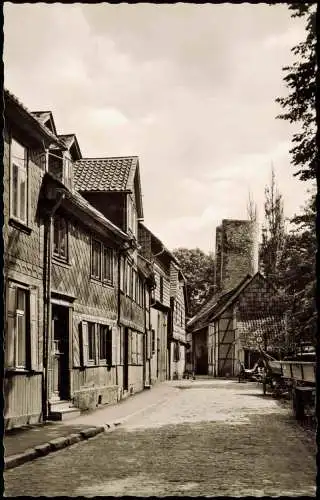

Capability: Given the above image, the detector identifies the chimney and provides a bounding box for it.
[214,219,259,293]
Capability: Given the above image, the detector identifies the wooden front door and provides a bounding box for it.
[123,327,129,391]
[52,304,70,400]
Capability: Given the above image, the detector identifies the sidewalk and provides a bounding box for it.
[4,382,177,471]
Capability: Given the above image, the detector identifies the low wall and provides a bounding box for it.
[72,385,118,411]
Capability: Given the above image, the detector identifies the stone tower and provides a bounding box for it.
[214,219,259,293]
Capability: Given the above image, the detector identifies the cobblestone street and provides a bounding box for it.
[4,379,316,497]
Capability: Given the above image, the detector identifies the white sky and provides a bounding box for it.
[4,3,312,253]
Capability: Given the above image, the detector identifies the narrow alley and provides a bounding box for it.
[4,379,316,497]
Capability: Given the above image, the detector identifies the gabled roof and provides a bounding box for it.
[58,134,82,160]
[187,274,255,332]
[74,156,139,192]
[31,111,57,135]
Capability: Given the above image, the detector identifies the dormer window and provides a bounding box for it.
[64,153,73,189]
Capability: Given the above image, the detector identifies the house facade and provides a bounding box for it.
[138,223,188,381]
[73,156,149,396]
[4,90,189,429]
[4,90,65,428]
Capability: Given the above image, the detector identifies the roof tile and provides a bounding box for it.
[74,156,138,192]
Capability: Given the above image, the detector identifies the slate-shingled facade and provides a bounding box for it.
[4,90,189,429]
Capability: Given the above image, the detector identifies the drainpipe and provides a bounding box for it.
[43,190,65,421]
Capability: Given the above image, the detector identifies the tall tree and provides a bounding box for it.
[172,248,215,318]
[260,166,286,286]
[276,3,316,181]
[279,193,316,350]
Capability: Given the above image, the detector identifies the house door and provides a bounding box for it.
[123,327,129,391]
[51,304,70,400]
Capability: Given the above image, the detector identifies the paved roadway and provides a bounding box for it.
[4,379,316,497]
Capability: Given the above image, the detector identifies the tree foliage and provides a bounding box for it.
[276,3,316,181]
[259,167,286,287]
[279,193,316,349]
[172,247,215,318]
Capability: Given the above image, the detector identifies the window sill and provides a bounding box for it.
[102,280,114,289]
[52,257,70,268]
[9,218,32,235]
[5,368,37,375]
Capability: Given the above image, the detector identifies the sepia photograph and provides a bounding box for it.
[3,2,316,497]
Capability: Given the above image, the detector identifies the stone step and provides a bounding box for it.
[48,407,81,421]
[49,399,72,410]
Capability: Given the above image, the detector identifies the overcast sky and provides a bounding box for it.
[4,3,311,253]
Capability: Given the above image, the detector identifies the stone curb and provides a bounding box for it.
[4,425,108,471]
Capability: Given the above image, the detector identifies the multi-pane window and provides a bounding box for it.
[15,288,27,367]
[11,138,28,223]
[82,322,114,366]
[6,285,29,369]
[88,322,96,363]
[103,247,113,284]
[53,215,68,260]
[91,239,102,280]
[91,239,114,284]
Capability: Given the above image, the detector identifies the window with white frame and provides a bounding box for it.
[53,215,68,261]
[102,247,113,284]
[10,138,28,224]
[6,284,30,369]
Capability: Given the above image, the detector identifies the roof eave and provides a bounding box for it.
[43,173,130,243]
[5,90,64,149]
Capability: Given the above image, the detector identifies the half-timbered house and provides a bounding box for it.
[187,272,286,377]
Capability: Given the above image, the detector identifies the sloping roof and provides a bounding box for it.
[73,156,139,192]
[187,274,254,332]
[58,134,75,149]
[5,90,64,148]
[43,172,130,243]
[31,111,57,134]
[238,316,286,348]
[58,134,82,160]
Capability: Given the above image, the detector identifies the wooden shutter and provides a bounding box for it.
[5,282,16,368]
[29,287,39,371]
[117,326,122,365]
[81,321,89,367]
[128,329,132,362]
[112,326,117,366]
[73,319,81,367]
